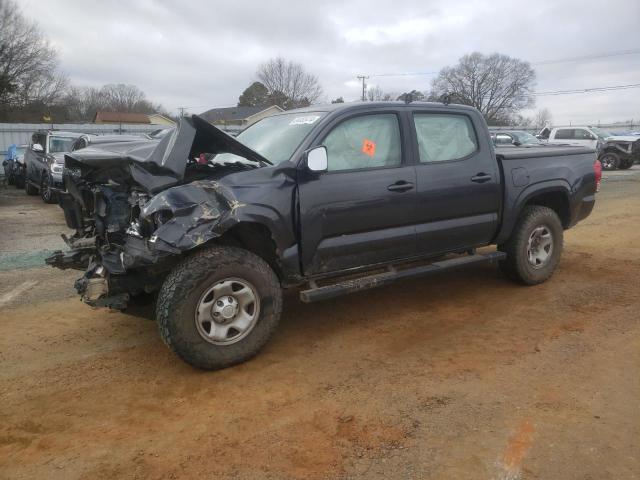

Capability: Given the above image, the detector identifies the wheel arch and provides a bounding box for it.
[496,181,572,244]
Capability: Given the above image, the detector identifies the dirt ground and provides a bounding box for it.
[1,169,639,480]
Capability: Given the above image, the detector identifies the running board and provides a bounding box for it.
[299,251,506,303]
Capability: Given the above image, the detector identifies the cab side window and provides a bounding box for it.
[323,114,401,171]
[554,129,575,140]
[413,114,477,162]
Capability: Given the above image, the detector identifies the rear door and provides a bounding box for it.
[410,110,501,255]
[298,111,417,275]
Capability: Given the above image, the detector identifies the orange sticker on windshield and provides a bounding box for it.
[362,138,376,157]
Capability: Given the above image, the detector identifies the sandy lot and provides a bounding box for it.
[1,170,639,479]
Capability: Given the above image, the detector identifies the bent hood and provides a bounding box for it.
[64,115,270,193]
[605,135,640,142]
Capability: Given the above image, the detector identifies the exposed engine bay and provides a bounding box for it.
[46,115,270,309]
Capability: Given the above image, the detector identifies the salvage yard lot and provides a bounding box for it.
[1,169,639,479]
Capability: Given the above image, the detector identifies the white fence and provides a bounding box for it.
[1,122,164,156]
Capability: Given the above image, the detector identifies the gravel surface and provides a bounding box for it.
[0,168,639,479]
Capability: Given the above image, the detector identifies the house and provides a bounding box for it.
[148,113,176,126]
[199,105,283,132]
[93,111,176,126]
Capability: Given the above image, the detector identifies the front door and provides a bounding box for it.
[298,112,417,275]
[410,111,501,256]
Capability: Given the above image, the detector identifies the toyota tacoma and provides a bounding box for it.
[47,102,600,370]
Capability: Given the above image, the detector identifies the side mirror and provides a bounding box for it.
[512,140,522,146]
[306,146,328,172]
[32,143,44,153]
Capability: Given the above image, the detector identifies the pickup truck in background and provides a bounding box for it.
[537,125,640,170]
[47,102,600,370]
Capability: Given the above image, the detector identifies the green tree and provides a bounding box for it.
[238,81,270,107]
[396,90,426,103]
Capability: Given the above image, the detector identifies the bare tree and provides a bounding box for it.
[533,108,552,129]
[366,85,395,101]
[0,0,67,106]
[62,84,166,121]
[429,52,536,123]
[257,57,322,109]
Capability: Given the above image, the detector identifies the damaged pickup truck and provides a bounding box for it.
[48,103,599,370]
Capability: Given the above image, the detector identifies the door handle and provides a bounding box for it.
[470,173,492,183]
[387,181,414,192]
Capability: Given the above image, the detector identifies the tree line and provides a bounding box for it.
[236,52,550,127]
[0,0,170,122]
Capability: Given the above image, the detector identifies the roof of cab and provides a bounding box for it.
[277,101,479,115]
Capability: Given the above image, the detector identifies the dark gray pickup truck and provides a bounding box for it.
[47,102,600,369]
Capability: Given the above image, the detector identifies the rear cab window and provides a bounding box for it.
[413,113,478,162]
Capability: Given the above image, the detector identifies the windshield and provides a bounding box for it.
[48,136,77,153]
[512,131,541,145]
[215,112,325,165]
[591,127,612,138]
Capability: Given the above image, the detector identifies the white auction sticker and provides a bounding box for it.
[289,115,320,125]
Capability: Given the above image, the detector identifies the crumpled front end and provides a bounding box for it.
[45,115,265,309]
[47,177,248,309]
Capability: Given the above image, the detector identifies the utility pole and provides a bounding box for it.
[357,75,369,101]
[178,107,186,118]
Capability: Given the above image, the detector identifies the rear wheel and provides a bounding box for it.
[40,171,56,203]
[617,159,633,170]
[156,245,282,370]
[498,206,563,285]
[599,153,619,171]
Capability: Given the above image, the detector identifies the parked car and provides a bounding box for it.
[490,130,543,147]
[2,144,28,187]
[47,102,599,370]
[538,126,639,170]
[24,130,81,203]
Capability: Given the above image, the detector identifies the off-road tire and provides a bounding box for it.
[617,159,633,170]
[498,206,563,285]
[599,152,619,171]
[25,178,38,195]
[41,171,56,203]
[156,245,282,370]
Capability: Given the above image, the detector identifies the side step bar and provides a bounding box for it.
[299,251,506,303]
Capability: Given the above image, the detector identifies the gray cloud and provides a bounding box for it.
[19,0,640,123]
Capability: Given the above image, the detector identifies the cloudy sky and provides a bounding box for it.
[19,0,640,124]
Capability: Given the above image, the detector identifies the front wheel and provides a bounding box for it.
[41,171,56,203]
[498,206,564,285]
[599,153,619,171]
[156,245,283,370]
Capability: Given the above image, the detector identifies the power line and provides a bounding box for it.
[530,83,640,97]
[367,48,640,78]
[533,48,640,65]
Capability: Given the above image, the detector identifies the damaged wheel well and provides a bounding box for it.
[213,223,283,281]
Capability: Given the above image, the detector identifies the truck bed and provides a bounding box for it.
[495,144,595,160]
